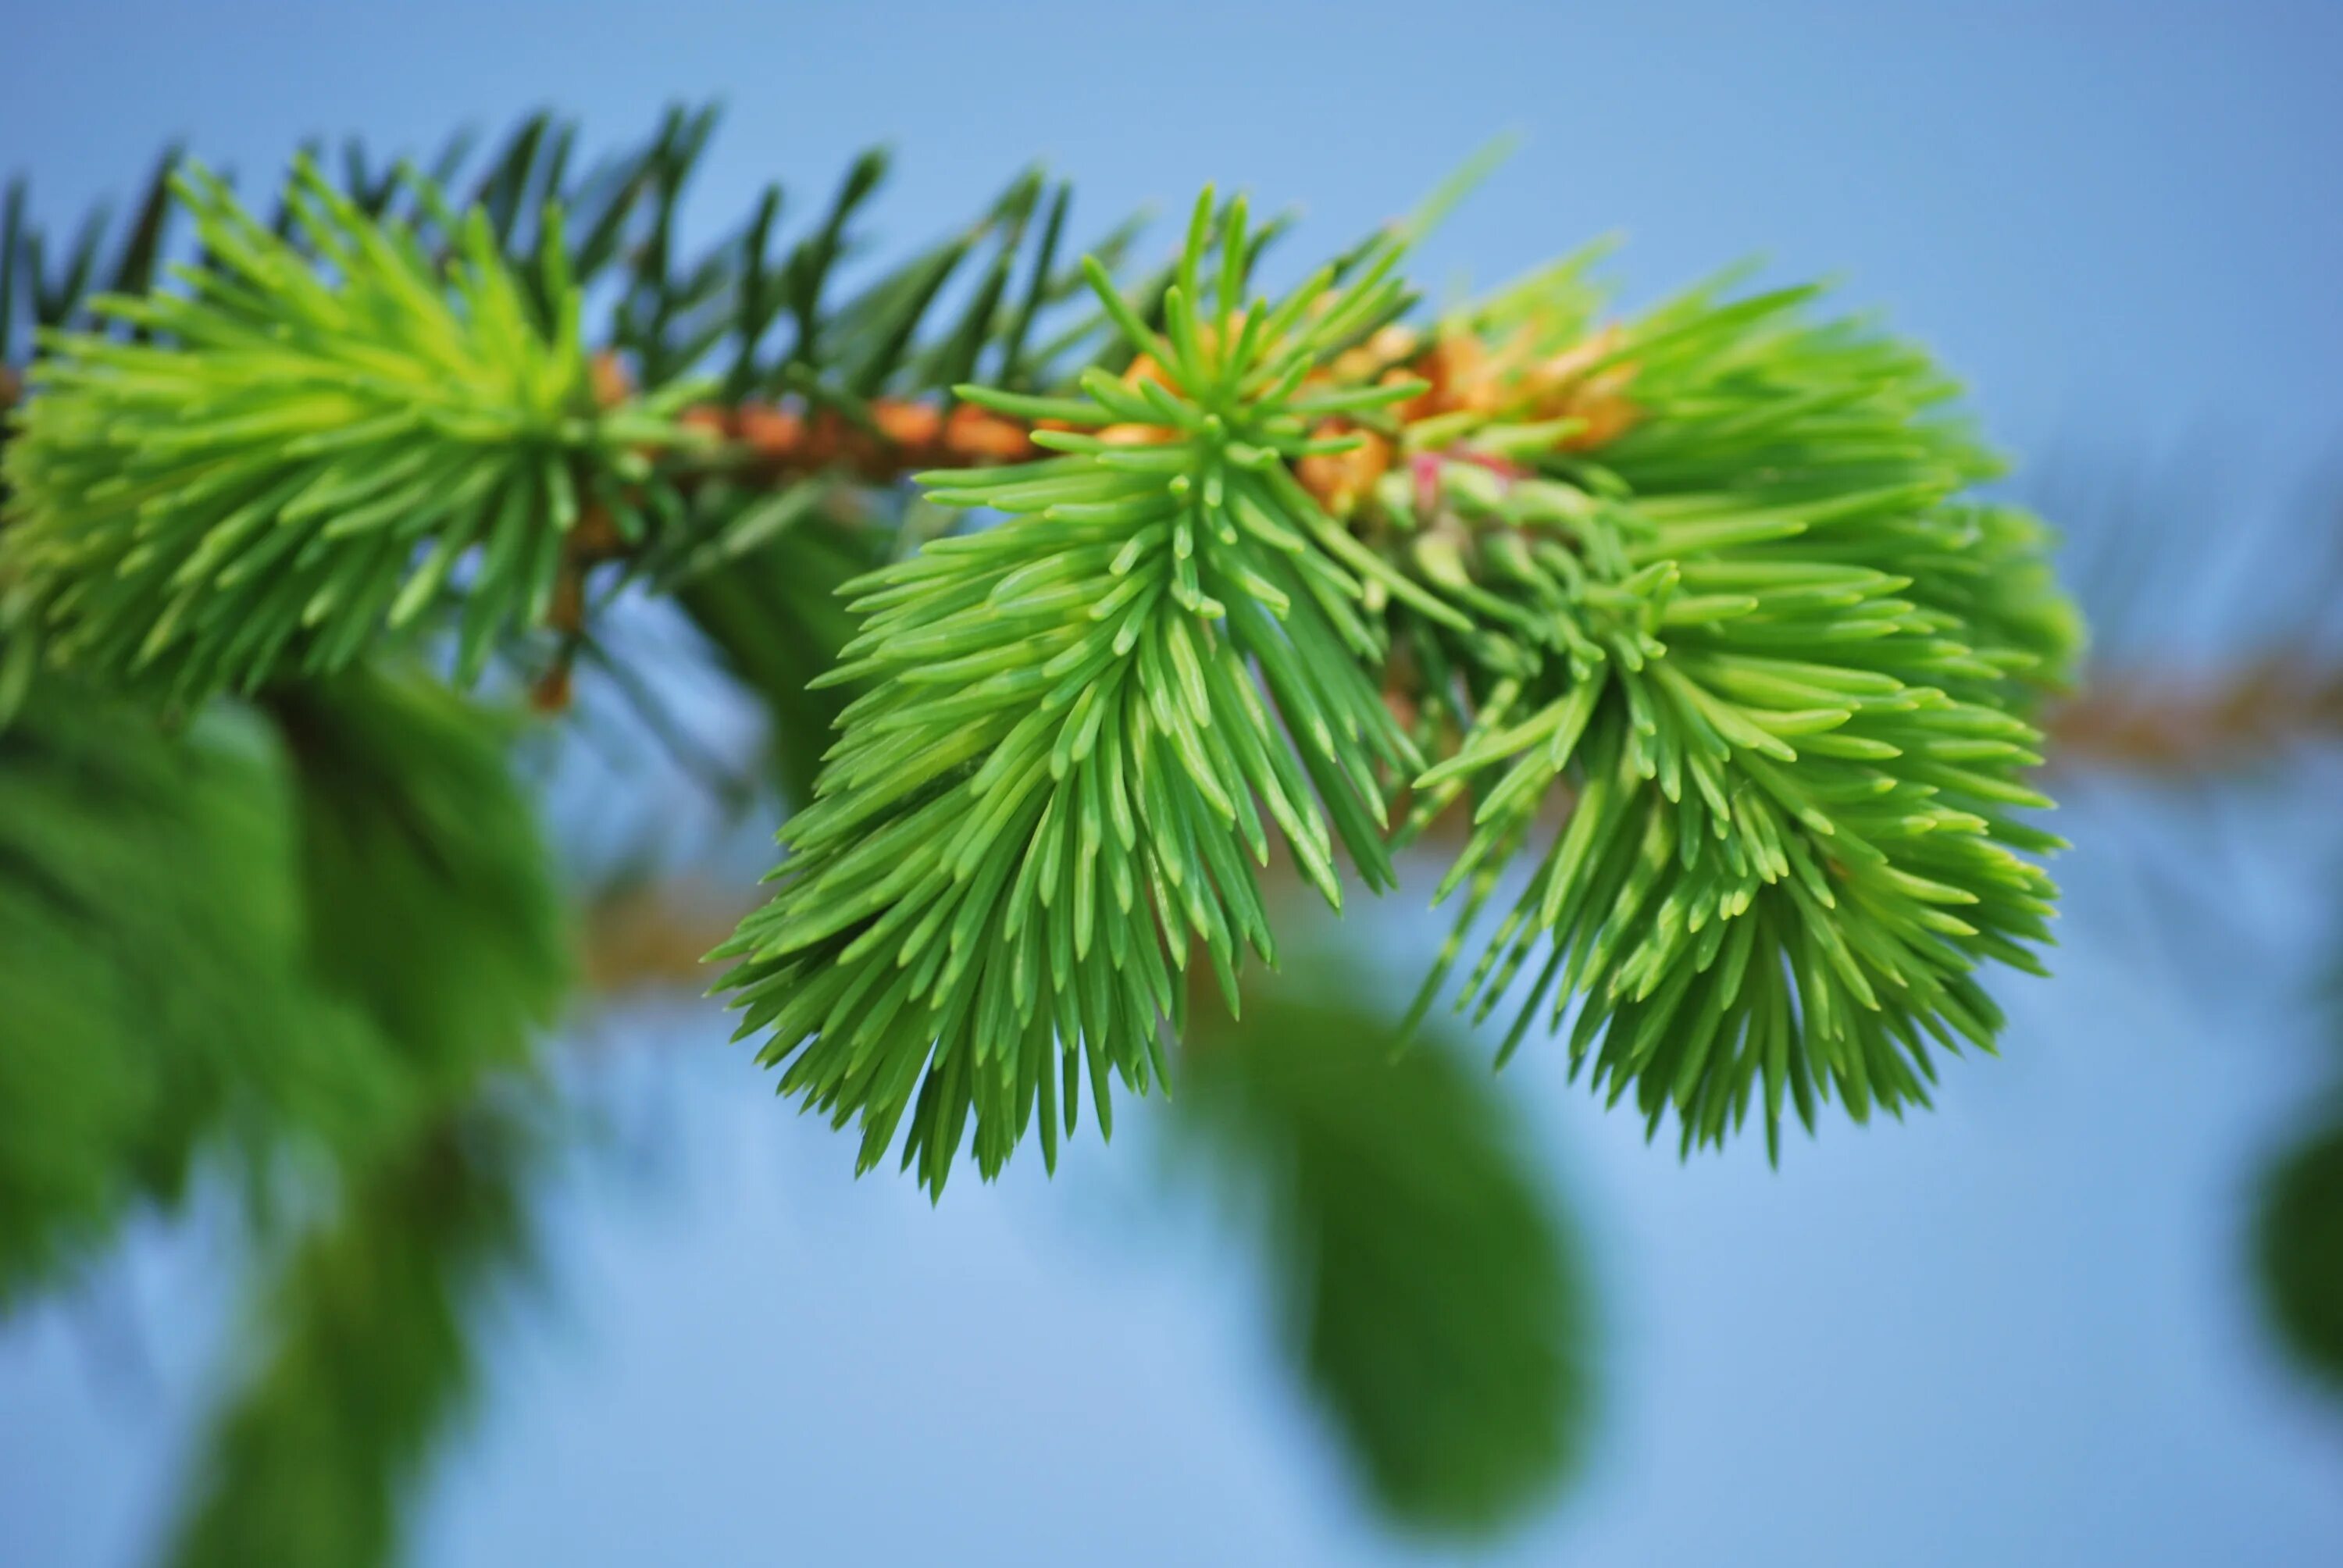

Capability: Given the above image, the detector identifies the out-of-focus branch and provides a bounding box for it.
[576,657,2343,998]
[578,880,745,996]
[2042,659,2343,777]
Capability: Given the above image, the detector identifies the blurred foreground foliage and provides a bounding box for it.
[0,657,563,1557]
[169,1104,539,1568]
[1179,953,1594,1533]
[2255,1115,2343,1392]
[271,667,570,1085]
[0,679,397,1307]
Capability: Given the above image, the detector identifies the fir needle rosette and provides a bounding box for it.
[0,157,700,706]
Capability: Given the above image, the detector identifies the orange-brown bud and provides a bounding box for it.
[589,351,634,410]
[1558,372,1640,450]
[1097,422,1179,447]
[1522,326,1642,448]
[1394,332,1496,422]
[942,403,1035,463]
[736,404,804,458]
[1329,323,1421,387]
[678,406,734,447]
[872,400,943,453]
[1296,422,1393,516]
[1121,351,1178,394]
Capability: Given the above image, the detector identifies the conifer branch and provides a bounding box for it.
[2044,659,2343,778]
[0,127,2083,1196]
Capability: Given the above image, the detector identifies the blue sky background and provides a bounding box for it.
[5,2,2343,1563]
